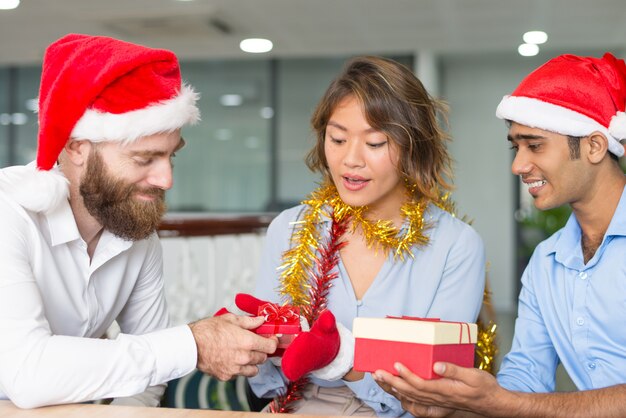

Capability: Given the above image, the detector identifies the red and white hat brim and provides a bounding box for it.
[71,84,200,143]
[496,95,625,157]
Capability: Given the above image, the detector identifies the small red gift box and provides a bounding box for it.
[254,303,301,353]
[353,316,477,379]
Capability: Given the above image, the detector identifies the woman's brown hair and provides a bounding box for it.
[306,56,453,201]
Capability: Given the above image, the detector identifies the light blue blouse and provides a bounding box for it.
[498,185,626,393]
[249,202,486,416]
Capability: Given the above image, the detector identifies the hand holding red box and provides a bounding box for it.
[254,302,301,351]
[232,293,301,354]
[231,294,347,380]
[353,316,477,379]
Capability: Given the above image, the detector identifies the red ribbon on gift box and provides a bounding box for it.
[386,316,472,344]
[259,303,300,334]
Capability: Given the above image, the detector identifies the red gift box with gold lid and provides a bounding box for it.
[353,316,477,379]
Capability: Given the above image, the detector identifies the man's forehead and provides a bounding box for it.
[508,122,533,133]
[507,122,554,140]
[118,133,184,153]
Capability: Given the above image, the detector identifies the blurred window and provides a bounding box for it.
[1,55,411,212]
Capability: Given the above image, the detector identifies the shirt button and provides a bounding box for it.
[576,317,585,326]
[578,271,588,280]
[356,300,363,307]
[588,362,596,370]
[369,389,377,396]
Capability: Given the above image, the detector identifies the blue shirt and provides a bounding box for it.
[249,202,486,416]
[498,185,626,392]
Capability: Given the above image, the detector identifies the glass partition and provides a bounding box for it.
[0,68,9,167]
[170,60,272,212]
[13,66,40,165]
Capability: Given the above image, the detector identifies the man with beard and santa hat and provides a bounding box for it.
[0,34,277,409]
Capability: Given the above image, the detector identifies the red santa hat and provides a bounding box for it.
[496,52,626,157]
[0,33,199,213]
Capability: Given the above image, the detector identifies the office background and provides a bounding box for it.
[1,0,625,326]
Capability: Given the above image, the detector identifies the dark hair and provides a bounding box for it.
[567,135,582,159]
[306,56,453,201]
[567,135,619,162]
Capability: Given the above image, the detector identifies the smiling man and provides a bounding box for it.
[0,34,276,409]
[375,53,626,417]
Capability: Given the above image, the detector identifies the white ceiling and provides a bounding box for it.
[1,0,626,66]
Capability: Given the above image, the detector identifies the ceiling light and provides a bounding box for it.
[523,31,548,45]
[0,0,19,10]
[0,112,27,125]
[260,107,274,119]
[240,38,273,54]
[518,43,539,57]
[220,94,243,107]
[11,113,27,125]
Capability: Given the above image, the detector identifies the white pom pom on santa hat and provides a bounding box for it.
[0,163,69,214]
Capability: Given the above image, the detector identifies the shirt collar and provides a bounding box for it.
[604,184,626,238]
[44,197,81,246]
[552,184,626,266]
[44,195,134,254]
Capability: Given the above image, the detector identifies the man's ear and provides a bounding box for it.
[63,139,92,166]
[585,132,610,164]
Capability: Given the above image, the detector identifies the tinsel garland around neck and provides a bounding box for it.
[278,182,438,307]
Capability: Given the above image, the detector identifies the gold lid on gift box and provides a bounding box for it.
[353,317,477,345]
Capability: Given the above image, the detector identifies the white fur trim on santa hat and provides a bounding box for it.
[71,84,200,143]
[609,112,626,141]
[311,322,354,381]
[0,163,69,214]
[496,95,625,157]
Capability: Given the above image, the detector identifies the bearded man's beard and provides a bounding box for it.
[80,150,167,241]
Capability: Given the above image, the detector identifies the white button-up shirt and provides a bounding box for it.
[0,184,196,408]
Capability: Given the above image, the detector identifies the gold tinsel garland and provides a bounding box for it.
[475,277,498,374]
[277,182,432,307]
[277,184,346,307]
[277,182,498,375]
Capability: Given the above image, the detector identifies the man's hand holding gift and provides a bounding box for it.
[225,293,356,382]
[249,297,302,355]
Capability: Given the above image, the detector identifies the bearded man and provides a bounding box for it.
[0,34,276,409]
